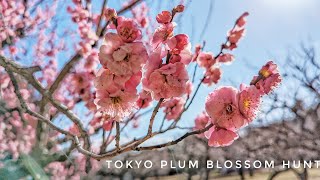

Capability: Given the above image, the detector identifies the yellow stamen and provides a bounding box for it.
[260,69,270,78]
[243,99,251,109]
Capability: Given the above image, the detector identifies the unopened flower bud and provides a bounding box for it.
[174,5,184,13]
[104,8,117,21]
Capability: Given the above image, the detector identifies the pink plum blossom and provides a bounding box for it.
[156,11,172,24]
[99,33,148,76]
[95,88,137,120]
[144,62,189,100]
[259,60,279,78]
[238,84,262,121]
[216,53,234,64]
[94,68,140,120]
[251,61,282,94]
[205,86,246,130]
[167,34,192,64]
[197,52,216,69]
[203,67,222,85]
[116,17,142,43]
[151,23,175,49]
[205,126,239,147]
[136,90,153,108]
[161,97,185,120]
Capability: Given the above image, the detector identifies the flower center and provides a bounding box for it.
[260,69,270,78]
[123,53,130,62]
[120,27,133,39]
[243,99,251,109]
[111,97,121,104]
[226,104,234,114]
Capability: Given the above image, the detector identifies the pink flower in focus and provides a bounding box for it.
[99,33,123,58]
[111,42,147,76]
[259,61,279,78]
[197,52,216,69]
[94,68,127,92]
[166,34,192,65]
[228,29,245,45]
[156,11,172,24]
[238,84,262,121]
[144,62,189,100]
[94,68,140,120]
[203,67,222,85]
[216,53,234,64]
[251,61,282,94]
[161,97,185,120]
[95,89,137,120]
[205,87,246,131]
[167,34,189,51]
[151,23,175,49]
[205,126,238,147]
[99,35,148,76]
[136,90,153,108]
[262,73,281,93]
[116,17,141,43]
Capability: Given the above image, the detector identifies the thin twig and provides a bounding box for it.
[135,124,214,151]
[148,98,164,135]
[115,122,120,150]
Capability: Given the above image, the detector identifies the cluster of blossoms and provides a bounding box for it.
[95,5,193,122]
[195,61,281,147]
[195,12,249,86]
[94,9,148,121]
[66,0,101,117]
[223,12,249,51]
[161,97,185,120]
[0,71,36,161]
[142,5,191,101]
[0,0,57,54]
[197,52,222,85]
[67,0,98,56]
